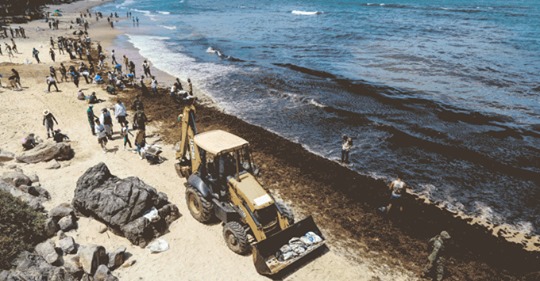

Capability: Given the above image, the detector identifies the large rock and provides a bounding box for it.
[44,217,60,237]
[1,171,32,187]
[77,245,108,275]
[34,240,60,265]
[63,255,83,275]
[0,149,15,162]
[16,142,73,164]
[72,163,180,247]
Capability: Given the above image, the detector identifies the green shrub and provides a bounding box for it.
[0,189,46,269]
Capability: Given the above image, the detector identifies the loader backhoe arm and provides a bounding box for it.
[176,104,201,173]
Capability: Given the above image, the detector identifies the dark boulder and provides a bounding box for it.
[72,163,180,247]
[16,142,73,164]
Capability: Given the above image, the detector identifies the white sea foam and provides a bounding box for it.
[126,34,237,97]
[291,10,322,16]
[131,8,151,15]
[206,47,217,53]
[119,0,135,7]
[157,11,170,15]
[160,25,177,30]
[308,99,326,108]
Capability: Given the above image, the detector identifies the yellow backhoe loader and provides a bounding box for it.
[174,101,325,275]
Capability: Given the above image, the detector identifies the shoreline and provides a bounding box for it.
[0,0,538,279]
[93,0,540,254]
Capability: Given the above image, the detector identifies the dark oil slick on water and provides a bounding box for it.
[96,0,540,235]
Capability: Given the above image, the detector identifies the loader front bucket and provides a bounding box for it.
[252,216,325,276]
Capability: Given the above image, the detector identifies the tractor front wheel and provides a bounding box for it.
[223,221,249,255]
[185,185,213,223]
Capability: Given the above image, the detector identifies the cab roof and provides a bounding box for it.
[194,130,249,155]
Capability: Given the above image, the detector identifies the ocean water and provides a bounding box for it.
[95,0,540,235]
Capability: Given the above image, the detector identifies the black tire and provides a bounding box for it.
[185,185,213,223]
[223,221,249,255]
[275,201,295,225]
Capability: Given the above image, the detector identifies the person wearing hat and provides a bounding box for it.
[423,231,451,281]
[87,104,97,135]
[42,110,58,138]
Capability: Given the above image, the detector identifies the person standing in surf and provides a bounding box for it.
[341,135,352,164]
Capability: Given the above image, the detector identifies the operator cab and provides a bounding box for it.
[194,130,259,195]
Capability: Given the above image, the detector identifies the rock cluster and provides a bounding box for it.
[72,163,180,247]
[0,231,128,281]
[0,168,50,211]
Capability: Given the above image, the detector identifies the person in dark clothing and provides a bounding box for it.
[131,95,144,111]
[87,104,97,135]
[42,110,58,138]
[71,70,80,88]
[32,48,40,63]
[423,231,451,281]
[133,109,148,131]
[49,48,55,62]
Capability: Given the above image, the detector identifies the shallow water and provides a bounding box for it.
[95,0,540,235]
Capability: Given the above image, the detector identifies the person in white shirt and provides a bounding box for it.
[95,119,108,153]
[381,176,410,214]
[114,99,127,127]
[46,75,59,92]
[150,76,158,95]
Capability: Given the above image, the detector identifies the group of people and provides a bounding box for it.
[1,26,26,39]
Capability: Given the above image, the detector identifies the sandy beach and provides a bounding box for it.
[1,1,539,280]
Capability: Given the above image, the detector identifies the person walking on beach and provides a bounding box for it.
[150,76,158,95]
[50,37,55,49]
[95,118,108,153]
[49,48,56,62]
[176,78,183,90]
[100,108,114,140]
[139,75,149,96]
[142,60,151,77]
[10,68,22,90]
[10,39,18,54]
[32,48,40,63]
[59,63,68,82]
[129,60,136,76]
[423,231,451,281]
[71,70,80,88]
[111,49,117,65]
[5,43,14,58]
[121,123,134,150]
[87,104,97,135]
[341,135,353,164]
[380,175,410,215]
[42,110,58,138]
[123,55,129,70]
[46,75,59,92]
[114,99,128,127]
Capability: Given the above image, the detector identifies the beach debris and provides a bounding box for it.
[107,246,127,270]
[16,142,73,164]
[77,244,108,275]
[0,149,15,162]
[35,240,60,265]
[72,163,180,247]
[146,238,169,253]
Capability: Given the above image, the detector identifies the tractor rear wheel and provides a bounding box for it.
[223,221,249,255]
[185,185,213,223]
[276,201,295,225]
